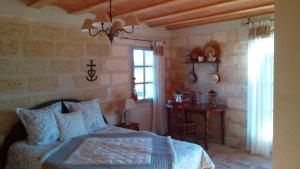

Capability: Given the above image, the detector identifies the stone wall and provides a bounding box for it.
[0,16,155,141]
[166,28,248,149]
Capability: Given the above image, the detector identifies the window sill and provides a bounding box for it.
[136,98,153,104]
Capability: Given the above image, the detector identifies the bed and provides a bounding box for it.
[0,99,215,169]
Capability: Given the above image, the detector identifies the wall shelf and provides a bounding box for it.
[184,61,220,72]
[184,61,219,64]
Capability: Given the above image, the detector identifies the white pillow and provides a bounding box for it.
[16,102,61,145]
[63,99,106,133]
[55,110,88,140]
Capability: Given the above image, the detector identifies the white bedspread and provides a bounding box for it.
[64,137,152,165]
[5,126,215,169]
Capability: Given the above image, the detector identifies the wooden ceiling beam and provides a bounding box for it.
[29,0,57,8]
[143,0,239,23]
[148,2,274,27]
[70,0,123,15]
[166,9,273,30]
[154,4,274,28]
[114,0,182,17]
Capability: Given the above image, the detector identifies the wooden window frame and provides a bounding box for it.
[131,46,154,101]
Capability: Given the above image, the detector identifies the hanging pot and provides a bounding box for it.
[211,72,221,84]
[188,63,197,83]
[210,63,221,84]
[188,72,197,83]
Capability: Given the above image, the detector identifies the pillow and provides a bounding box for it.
[16,102,61,145]
[55,110,88,140]
[63,99,106,133]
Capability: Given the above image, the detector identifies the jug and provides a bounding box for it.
[175,94,183,102]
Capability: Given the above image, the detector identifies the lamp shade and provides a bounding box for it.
[112,21,124,31]
[124,15,140,27]
[93,13,110,28]
[125,99,136,110]
[80,19,93,32]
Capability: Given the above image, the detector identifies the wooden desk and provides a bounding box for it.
[166,102,226,150]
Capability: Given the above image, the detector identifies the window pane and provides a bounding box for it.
[134,67,144,83]
[135,84,144,100]
[145,51,154,66]
[145,83,154,99]
[145,67,153,82]
[134,50,144,66]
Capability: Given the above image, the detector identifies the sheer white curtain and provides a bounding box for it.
[247,21,274,157]
[151,41,167,134]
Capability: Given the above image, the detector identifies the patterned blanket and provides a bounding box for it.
[42,132,176,169]
[5,126,215,169]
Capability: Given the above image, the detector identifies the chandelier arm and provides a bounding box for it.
[88,28,103,36]
[120,26,135,34]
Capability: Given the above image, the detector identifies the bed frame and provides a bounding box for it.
[0,99,108,169]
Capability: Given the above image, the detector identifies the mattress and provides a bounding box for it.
[5,126,214,169]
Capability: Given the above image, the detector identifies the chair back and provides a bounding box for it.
[170,103,186,125]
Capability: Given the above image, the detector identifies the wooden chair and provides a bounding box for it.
[170,103,199,143]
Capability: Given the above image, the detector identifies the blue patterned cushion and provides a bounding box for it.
[55,110,88,140]
[16,103,61,145]
[64,99,106,133]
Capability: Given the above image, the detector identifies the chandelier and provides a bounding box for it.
[80,0,140,43]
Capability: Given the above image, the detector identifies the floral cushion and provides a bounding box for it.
[16,103,61,145]
[55,110,88,140]
[64,99,106,133]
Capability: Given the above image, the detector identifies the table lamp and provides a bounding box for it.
[124,98,136,124]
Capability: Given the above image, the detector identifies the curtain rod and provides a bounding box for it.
[122,37,153,42]
[121,37,166,44]
[241,18,274,27]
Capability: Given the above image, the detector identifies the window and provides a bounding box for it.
[132,48,154,100]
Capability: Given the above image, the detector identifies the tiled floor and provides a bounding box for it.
[207,144,272,169]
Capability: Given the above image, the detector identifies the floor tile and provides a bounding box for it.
[207,144,272,169]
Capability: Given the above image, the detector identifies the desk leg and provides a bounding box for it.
[221,111,225,145]
[204,112,208,150]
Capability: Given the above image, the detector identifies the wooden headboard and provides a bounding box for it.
[0,99,108,169]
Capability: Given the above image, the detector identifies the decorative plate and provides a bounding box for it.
[204,46,215,57]
[204,42,221,62]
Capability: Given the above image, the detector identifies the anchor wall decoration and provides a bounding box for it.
[86,59,97,81]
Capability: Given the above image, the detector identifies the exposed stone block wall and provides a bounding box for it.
[0,16,154,140]
[166,29,248,149]
[0,13,248,149]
